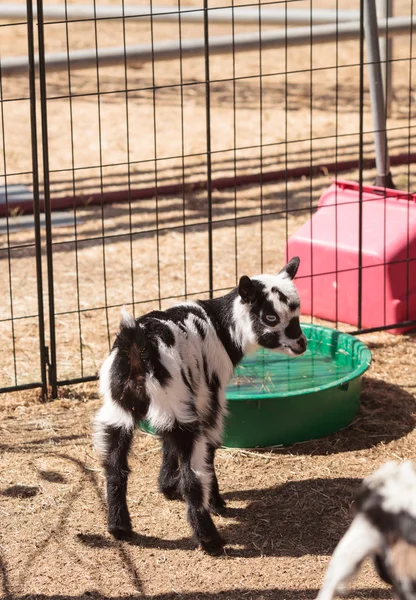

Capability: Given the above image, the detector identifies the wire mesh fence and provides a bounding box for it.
[0,0,415,398]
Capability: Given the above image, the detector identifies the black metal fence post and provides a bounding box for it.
[26,0,48,399]
[203,0,214,299]
[35,0,58,398]
[358,0,365,331]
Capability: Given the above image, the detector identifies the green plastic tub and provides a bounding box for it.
[223,323,372,447]
[140,324,372,448]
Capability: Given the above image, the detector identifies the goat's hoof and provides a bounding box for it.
[160,485,183,501]
[109,523,132,541]
[209,496,227,516]
[200,535,226,556]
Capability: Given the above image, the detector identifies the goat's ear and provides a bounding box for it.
[279,256,300,280]
[238,275,257,304]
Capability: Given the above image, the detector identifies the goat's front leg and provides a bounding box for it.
[94,410,134,540]
[166,428,225,555]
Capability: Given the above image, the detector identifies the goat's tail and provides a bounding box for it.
[94,308,147,458]
[99,307,149,414]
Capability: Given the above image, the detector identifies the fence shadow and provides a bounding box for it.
[46,72,404,117]
[0,590,394,600]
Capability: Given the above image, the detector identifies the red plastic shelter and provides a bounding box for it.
[287,180,416,334]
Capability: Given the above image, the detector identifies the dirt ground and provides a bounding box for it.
[1,5,416,597]
[1,328,416,600]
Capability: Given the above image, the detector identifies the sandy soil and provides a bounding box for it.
[1,328,416,600]
[0,8,416,598]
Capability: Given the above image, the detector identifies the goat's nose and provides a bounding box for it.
[298,336,307,351]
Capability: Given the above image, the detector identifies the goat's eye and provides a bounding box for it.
[266,315,277,323]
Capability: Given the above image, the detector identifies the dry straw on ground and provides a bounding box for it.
[1,330,416,600]
[1,2,416,598]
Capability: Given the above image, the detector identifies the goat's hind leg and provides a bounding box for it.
[167,428,225,555]
[207,444,226,515]
[158,437,182,500]
[94,404,134,540]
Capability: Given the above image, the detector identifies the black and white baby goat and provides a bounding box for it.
[317,461,416,600]
[94,257,307,554]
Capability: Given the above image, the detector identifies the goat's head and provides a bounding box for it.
[236,256,307,357]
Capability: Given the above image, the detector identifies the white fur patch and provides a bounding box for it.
[93,400,134,455]
[206,390,227,447]
[191,436,211,510]
[316,514,383,600]
[99,350,116,400]
[230,296,257,354]
[121,306,136,329]
[94,349,135,455]
[145,341,197,431]
[365,460,416,519]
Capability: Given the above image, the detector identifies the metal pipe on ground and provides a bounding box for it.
[0,4,361,24]
[1,16,415,75]
[2,151,416,218]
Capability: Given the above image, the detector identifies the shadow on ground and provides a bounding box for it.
[0,591,394,600]
[75,475,358,558]
[1,485,39,499]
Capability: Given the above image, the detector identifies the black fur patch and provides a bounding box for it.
[284,317,303,340]
[289,300,300,312]
[135,317,175,387]
[178,322,188,336]
[257,331,281,349]
[158,436,181,500]
[146,305,207,326]
[373,554,393,585]
[249,279,266,295]
[202,354,210,386]
[110,326,150,415]
[201,355,220,429]
[354,480,374,513]
[102,425,134,538]
[181,367,194,395]
[248,288,281,342]
[367,506,416,546]
[250,296,275,319]
[206,371,221,430]
[140,316,175,348]
[163,426,223,553]
[396,511,416,545]
[278,290,289,304]
[356,483,416,546]
[193,318,207,340]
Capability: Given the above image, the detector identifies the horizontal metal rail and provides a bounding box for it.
[0,4,361,24]
[1,16,415,75]
[2,150,416,217]
[0,381,44,394]
[350,320,416,335]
